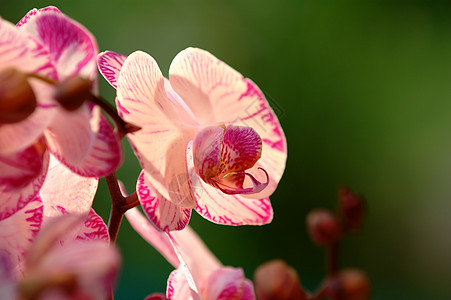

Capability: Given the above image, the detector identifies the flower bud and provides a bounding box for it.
[54,76,93,111]
[338,187,365,232]
[0,67,37,124]
[306,209,342,246]
[254,259,308,300]
[327,269,371,300]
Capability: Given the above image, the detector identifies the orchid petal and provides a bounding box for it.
[75,209,109,242]
[51,107,122,177]
[137,171,192,232]
[125,207,179,267]
[117,51,196,208]
[44,105,95,170]
[97,51,127,89]
[167,268,197,300]
[0,142,49,221]
[169,48,286,198]
[19,10,98,81]
[0,18,56,155]
[241,280,256,300]
[16,6,62,28]
[40,155,97,220]
[145,293,168,300]
[187,142,273,225]
[0,199,43,271]
[202,267,246,300]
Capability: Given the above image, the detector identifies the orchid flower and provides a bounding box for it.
[98,48,286,231]
[126,207,255,300]
[0,155,118,299]
[0,6,122,223]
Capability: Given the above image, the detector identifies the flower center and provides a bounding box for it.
[192,124,269,195]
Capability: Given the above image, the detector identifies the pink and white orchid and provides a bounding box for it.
[0,155,118,299]
[98,48,286,231]
[0,7,122,222]
[126,207,255,300]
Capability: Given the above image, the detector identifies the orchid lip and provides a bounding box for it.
[211,167,269,195]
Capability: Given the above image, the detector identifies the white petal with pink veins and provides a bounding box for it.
[0,142,49,222]
[118,51,197,208]
[167,268,198,300]
[137,171,192,232]
[40,155,97,221]
[0,199,43,271]
[19,10,98,81]
[187,141,273,226]
[202,267,246,300]
[97,51,127,89]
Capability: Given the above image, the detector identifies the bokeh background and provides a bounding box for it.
[4,1,451,299]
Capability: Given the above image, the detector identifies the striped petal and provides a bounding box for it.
[169,48,286,199]
[97,51,127,88]
[117,51,196,208]
[167,268,195,300]
[137,170,191,232]
[0,199,43,271]
[0,141,49,222]
[19,9,98,81]
[187,142,273,226]
[202,267,246,300]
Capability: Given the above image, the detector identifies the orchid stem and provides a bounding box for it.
[105,173,140,243]
[88,94,140,139]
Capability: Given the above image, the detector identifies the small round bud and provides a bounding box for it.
[254,259,308,300]
[0,67,37,124]
[306,209,341,246]
[328,269,371,300]
[338,187,365,232]
[54,76,93,111]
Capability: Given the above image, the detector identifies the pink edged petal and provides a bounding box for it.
[202,267,246,300]
[137,171,192,232]
[40,155,98,220]
[75,208,109,242]
[169,48,286,198]
[0,142,49,221]
[54,107,122,177]
[97,51,127,88]
[19,10,98,81]
[45,104,94,168]
[117,50,196,209]
[16,6,62,28]
[241,280,256,300]
[125,207,179,267]
[0,199,43,271]
[167,268,197,300]
[187,142,273,226]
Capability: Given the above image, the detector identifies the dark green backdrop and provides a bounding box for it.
[4,1,451,299]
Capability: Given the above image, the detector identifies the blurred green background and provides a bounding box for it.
[4,1,451,299]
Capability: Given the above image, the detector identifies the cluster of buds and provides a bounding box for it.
[253,187,370,300]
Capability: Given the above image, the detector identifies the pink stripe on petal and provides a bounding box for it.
[167,268,195,300]
[40,155,98,221]
[16,6,62,28]
[0,199,43,270]
[21,11,98,80]
[0,143,49,222]
[97,51,127,89]
[137,171,191,232]
[76,209,109,242]
[52,109,122,177]
[241,280,256,300]
[202,267,246,300]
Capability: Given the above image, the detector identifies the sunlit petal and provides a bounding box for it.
[97,50,127,89]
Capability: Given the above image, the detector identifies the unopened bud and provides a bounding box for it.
[306,209,341,246]
[327,269,371,300]
[54,76,93,111]
[338,187,365,232]
[254,259,308,300]
[0,67,37,124]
